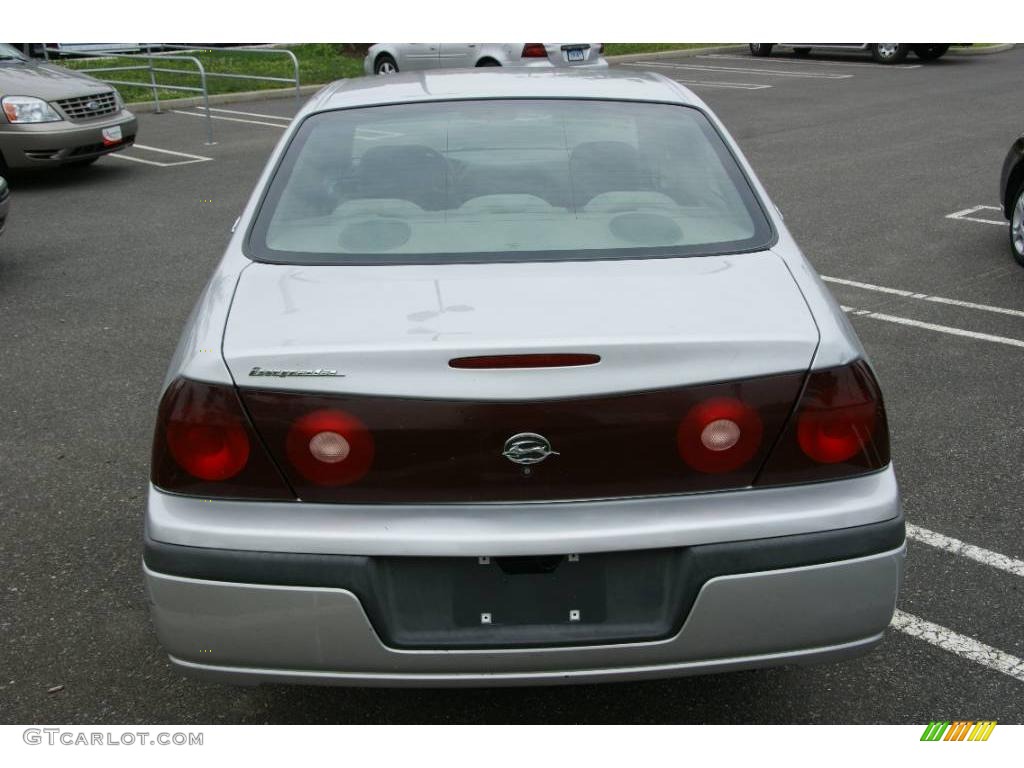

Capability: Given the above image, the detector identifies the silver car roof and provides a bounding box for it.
[306,68,703,115]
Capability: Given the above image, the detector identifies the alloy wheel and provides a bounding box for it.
[1012,191,1024,259]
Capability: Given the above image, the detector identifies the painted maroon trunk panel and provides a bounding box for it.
[239,373,807,503]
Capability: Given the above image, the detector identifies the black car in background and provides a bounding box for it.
[1001,135,1024,266]
[748,43,962,64]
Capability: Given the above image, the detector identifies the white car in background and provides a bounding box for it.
[364,43,607,74]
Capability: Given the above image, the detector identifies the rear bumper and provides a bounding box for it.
[0,110,137,168]
[146,466,901,556]
[144,515,905,686]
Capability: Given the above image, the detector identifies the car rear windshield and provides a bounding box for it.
[248,99,774,265]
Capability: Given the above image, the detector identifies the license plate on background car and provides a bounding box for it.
[567,48,585,62]
[102,125,122,146]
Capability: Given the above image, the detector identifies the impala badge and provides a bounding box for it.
[502,433,559,465]
[249,366,344,378]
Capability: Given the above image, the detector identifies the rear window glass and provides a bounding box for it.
[248,99,773,264]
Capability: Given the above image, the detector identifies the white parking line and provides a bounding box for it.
[663,79,773,91]
[107,143,213,167]
[841,305,1024,349]
[172,109,287,129]
[907,524,1024,578]
[698,53,923,70]
[208,107,293,122]
[946,205,1007,226]
[892,611,1024,684]
[621,61,852,79]
[824,276,1024,319]
[895,525,1024,682]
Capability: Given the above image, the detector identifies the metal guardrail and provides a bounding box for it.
[42,45,302,146]
[161,45,302,108]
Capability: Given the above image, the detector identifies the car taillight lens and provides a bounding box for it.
[151,378,294,499]
[521,43,548,58]
[677,397,763,474]
[167,416,249,481]
[286,409,375,486]
[756,360,890,486]
[157,363,887,504]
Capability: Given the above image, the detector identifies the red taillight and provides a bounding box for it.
[757,361,890,486]
[677,397,764,474]
[167,419,249,481]
[521,43,548,58]
[797,397,877,464]
[285,409,375,486]
[151,378,294,499]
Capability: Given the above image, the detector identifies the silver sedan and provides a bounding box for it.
[364,43,607,74]
[145,69,903,687]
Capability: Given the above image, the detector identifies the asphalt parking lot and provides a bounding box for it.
[1,46,1022,724]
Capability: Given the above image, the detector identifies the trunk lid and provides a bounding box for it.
[221,253,820,502]
[223,252,818,400]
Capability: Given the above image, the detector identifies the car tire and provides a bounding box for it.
[374,54,398,75]
[869,44,910,64]
[1010,182,1024,267]
[793,47,812,57]
[475,58,501,67]
[913,44,950,61]
[749,44,773,57]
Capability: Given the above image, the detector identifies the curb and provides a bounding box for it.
[947,43,1015,56]
[605,45,746,63]
[127,84,325,113]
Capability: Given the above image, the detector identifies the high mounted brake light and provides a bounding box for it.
[449,354,601,369]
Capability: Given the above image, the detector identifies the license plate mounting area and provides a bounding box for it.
[374,548,690,649]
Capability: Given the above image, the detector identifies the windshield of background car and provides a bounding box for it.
[0,43,29,61]
[248,99,774,264]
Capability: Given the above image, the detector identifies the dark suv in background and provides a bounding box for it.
[748,43,960,64]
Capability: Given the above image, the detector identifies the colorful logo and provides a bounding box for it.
[921,721,996,741]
